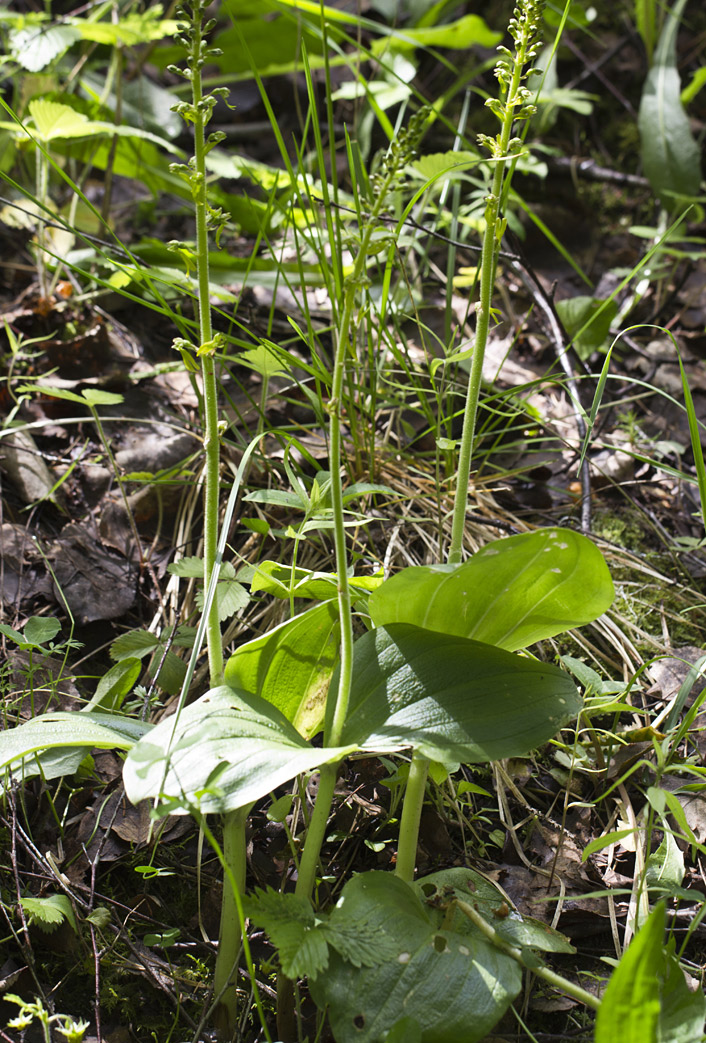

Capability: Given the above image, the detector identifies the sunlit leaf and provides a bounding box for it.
[123,686,355,814]
[336,624,581,768]
[224,601,339,737]
[369,528,614,652]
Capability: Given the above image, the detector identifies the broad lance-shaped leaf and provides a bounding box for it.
[333,624,581,768]
[369,527,614,651]
[310,872,521,1043]
[595,902,706,1043]
[0,712,149,775]
[638,0,701,207]
[224,600,340,738]
[123,686,356,814]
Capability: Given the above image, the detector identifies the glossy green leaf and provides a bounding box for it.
[555,295,618,359]
[415,868,575,954]
[310,872,521,1043]
[596,903,706,1043]
[224,602,339,737]
[123,686,355,814]
[336,624,581,768]
[0,712,148,777]
[645,825,685,893]
[371,14,500,52]
[595,904,664,1043]
[84,658,142,712]
[659,944,706,1043]
[246,561,382,601]
[369,528,614,652]
[638,0,702,207]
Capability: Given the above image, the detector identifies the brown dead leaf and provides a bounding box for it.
[0,522,53,610]
[0,427,61,505]
[48,520,137,623]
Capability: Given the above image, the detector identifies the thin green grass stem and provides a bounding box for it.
[395,751,430,882]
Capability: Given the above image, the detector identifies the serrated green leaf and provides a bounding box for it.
[369,528,614,652]
[167,555,206,578]
[310,872,520,1043]
[195,579,249,622]
[21,894,77,934]
[412,150,480,182]
[8,24,79,71]
[86,906,111,928]
[67,8,178,46]
[151,649,187,697]
[245,889,328,979]
[110,629,160,661]
[79,388,125,407]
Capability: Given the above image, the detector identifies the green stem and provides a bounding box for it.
[190,12,223,687]
[294,762,339,901]
[395,751,430,883]
[35,144,48,299]
[199,810,272,1043]
[295,189,393,907]
[455,898,601,1011]
[212,808,248,1035]
[447,27,538,566]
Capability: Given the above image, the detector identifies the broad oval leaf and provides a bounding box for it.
[123,685,355,814]
[369,527,614,651]
[310,872,521,1043]
[336,625,581,768]
[224,601,340,737]
[638,0,702,207]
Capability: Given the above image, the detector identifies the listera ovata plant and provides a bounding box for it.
[0,1,628,1041]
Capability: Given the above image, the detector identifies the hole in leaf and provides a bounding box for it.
[353,1015,365,1029]
[420,883,436,897]
[433,934,448,953]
